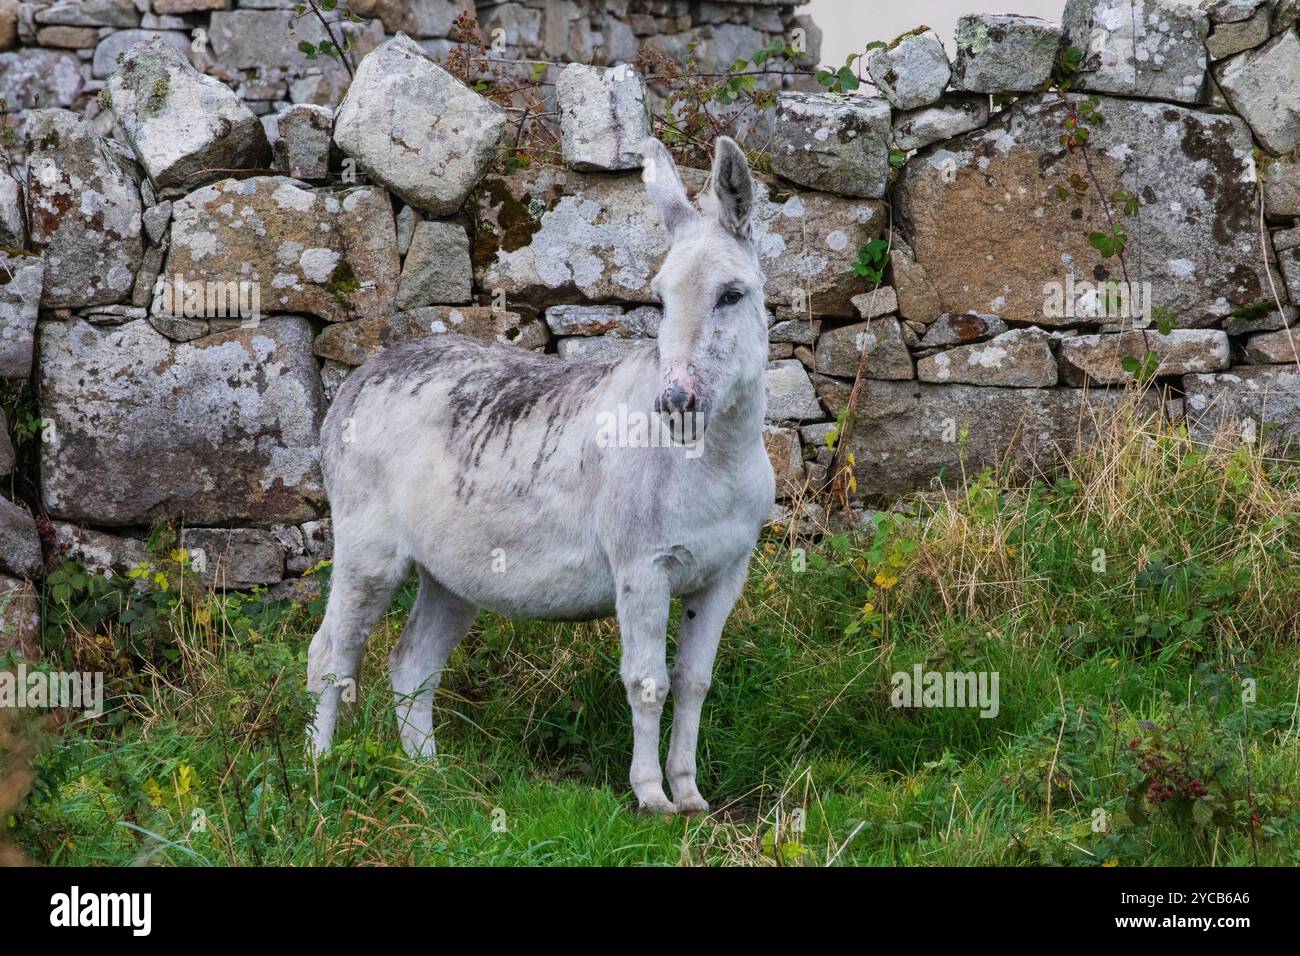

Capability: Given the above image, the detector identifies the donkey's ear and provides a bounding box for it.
[706,137,754,240]
[640,138,696,238]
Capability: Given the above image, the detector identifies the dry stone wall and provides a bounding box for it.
[1,1,1299,651]
[0,1,816,139]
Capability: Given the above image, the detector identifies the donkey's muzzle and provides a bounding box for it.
[655,382,706,444]
[655,382,696,416]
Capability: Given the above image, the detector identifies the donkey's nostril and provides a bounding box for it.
[661,383,692,413]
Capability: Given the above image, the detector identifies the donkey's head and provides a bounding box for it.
[641,137,767,436]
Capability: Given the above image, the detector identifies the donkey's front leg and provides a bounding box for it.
[667,557,749,815]
[615,569,674,813]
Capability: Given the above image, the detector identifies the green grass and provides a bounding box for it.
[5,407,1299,866]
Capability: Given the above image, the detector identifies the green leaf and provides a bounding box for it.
[851,237,890,285]
[1056,46,1083,80]
[1121,351,1159,382]
[1191,798,1214,828]
[298,41,318,59]
[1087,227,1126,259]
[1113,188,1140,216]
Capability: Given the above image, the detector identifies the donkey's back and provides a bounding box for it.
[321,332,656,620]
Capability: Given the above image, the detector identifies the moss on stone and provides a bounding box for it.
[887,25,933,51]
[326,259,360,311]
[468,176,546,274]
[1229,299,1280,321]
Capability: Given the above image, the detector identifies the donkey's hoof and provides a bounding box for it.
[398,733,437,759]
[636,794,678,816]
[307,731,332,759]
[675,795,710,817]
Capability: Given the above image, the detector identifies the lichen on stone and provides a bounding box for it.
[144,73,170,118]
[957,22,992,53]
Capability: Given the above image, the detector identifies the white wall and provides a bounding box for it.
[803,0,1069,73]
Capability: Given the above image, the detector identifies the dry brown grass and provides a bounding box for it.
[901,393,1300,644]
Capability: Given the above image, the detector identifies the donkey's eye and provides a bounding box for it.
[717,289,744,308]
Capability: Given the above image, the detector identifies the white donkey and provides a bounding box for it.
[307,137,774,814]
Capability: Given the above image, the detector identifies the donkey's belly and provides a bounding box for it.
[441,553,619,622]
[399,496,620,621]
[397,487,758,622]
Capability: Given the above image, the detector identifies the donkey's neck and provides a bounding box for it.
[690,367,766,468]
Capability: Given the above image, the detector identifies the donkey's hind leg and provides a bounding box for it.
[389,567,478,757]
[307,541,407,756]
